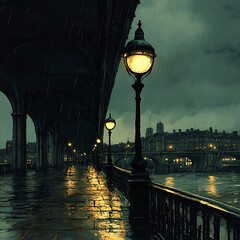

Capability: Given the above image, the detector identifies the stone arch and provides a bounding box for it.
[217,154,240,169]
[113,154,156,170]
[167,154,208,173]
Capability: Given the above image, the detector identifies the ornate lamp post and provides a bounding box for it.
[122,20,156,224]
[67,142,72,167]
[104,113,116,180]
[95,138,101,170]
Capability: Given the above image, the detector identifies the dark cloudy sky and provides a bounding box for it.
[0,0,240,148]
[104,0,240,144]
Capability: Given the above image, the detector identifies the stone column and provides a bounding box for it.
[12,113,27,172]
[36,131,48,168]
[60,145,65,168]
[53,135,59,167]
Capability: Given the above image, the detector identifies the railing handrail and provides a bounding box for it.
[113,165,131,174]
[112,166,240,218]
[150,180,240,219]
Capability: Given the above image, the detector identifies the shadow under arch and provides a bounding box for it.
[217,155,239,170]
[168,154,207,173]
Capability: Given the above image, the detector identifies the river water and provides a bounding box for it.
[151,172,240,209]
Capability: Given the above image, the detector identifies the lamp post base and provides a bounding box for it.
[106,163,114,181]
[129,175,150,226]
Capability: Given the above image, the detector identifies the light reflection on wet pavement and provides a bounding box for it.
[0,166,154,240]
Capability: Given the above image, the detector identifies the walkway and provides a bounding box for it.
[0,165,157,240]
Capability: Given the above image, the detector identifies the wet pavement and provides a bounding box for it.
[0,165,156,240]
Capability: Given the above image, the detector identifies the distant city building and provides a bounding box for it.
[146,127,153,137]
[5,140,13,163]
[0,140,37,164]
[156,122,164,133]
[142,123,240,152]
[27,142,37,163]
[142,122,165,152]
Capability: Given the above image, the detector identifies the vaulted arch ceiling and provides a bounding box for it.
[0,0,140,152]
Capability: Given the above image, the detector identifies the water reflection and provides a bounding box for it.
[165,177,175,188]
[206,176,220,197]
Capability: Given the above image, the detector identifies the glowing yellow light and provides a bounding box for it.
[96,139,101,144]
[105,121,115,130]
[126,54,153,74]
[94,144,97,147]
[73,149,76,153]
[209,144,213,147]
[169,145,173,149]
[68,142,72,147]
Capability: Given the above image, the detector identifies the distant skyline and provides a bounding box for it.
[0,0,240,148]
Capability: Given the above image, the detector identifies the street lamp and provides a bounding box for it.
[104,113,116,179]
[66,142,72,167]
[96,138,102,170]
[122,20,156,224]
[123,20,156,177]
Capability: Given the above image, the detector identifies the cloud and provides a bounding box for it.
[107,0,240,143]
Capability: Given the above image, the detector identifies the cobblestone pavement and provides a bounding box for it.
[0,165,157,240]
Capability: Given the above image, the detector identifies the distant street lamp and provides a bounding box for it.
[123,20,156,177]
[66,142,72,167]
[122,20,156,224]
[96,138,102,170]
[104,113,116,179]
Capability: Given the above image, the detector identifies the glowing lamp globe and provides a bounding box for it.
[123,20,156,77]
[104,113,116,131]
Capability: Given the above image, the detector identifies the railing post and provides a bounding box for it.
[129,178,149,226]
[213,214,220,240]
[190,205,197,240]
[203,210,210,240]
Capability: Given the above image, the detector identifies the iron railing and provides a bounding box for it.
[110,165,240,240]
[112,166,130,199]
[148,181,240,240]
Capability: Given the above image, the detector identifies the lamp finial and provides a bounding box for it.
[135,20,144,40]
